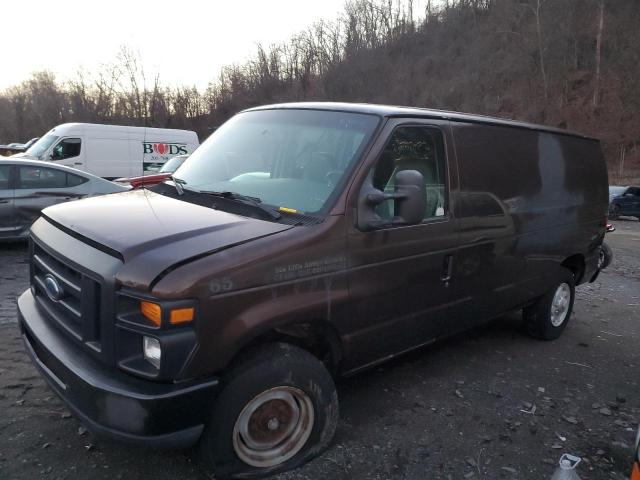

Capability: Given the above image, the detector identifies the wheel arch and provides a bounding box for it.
[231,320,344,376]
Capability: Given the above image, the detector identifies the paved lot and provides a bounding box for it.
[0,221,639,479]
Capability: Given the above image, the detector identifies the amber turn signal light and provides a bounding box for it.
[140,301,162,327]
[170,307,194,325]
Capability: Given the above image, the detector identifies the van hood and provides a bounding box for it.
[42,189,293,288]
[11,152,38,160]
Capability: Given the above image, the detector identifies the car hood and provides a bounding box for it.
[42,189,293,288]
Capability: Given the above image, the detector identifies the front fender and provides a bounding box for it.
[181,271,350,379]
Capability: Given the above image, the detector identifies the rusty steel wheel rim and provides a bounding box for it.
[232,386,315,468]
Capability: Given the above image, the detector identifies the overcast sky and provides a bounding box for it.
[0,0,352,91]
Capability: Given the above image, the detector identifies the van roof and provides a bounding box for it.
[244,102,597,141]
[48,123,197,136]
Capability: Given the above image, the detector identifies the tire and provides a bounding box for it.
[198,343,339,479]
[523,268,575,340]
[598,242,613,270]
[608,204,621,220]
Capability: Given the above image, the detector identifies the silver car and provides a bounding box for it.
[0,159,128,241]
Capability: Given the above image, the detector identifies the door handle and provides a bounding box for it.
[74,162,83,165]
[441,254,453,285]
[0,200,8,204]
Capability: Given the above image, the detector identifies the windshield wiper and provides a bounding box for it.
[171,176,186,196]
[199,190,281,220]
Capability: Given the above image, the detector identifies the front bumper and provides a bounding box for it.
[18,289,219,449]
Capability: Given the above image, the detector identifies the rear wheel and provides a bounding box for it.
[523,268,575,340]
[198,343,338,479]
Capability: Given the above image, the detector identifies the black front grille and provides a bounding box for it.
[31,242,102,353]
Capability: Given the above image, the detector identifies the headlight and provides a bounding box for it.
[140,300,194,327]
[117,292,196,328]
[141,301,162,327]
[143,336,161,369]
[116,292,197,380]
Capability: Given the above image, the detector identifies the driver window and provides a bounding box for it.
[372,126,447,220]
[52,138,81,160]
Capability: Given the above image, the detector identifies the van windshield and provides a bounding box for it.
[176,109,379,214]
[26,134,59,159]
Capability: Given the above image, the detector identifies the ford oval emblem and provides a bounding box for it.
[44,274,65,302]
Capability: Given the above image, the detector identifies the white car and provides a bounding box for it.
[0,159,128,241]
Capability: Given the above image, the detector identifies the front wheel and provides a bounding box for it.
[198,343,339,479]
[523,268,576,340]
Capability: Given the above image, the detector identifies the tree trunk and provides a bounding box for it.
[593,0,605,107]
[534,0,548,102]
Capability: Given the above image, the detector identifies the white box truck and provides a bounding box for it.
[14,123,199,179]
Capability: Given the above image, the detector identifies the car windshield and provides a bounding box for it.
[26,134,59,159]
[159,155,187,173]
[176,109,379,214]
[609,186,627,196]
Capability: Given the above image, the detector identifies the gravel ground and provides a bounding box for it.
[0,220,639,480]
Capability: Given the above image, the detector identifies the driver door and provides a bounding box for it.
[345,120,462,370]
[50,137,83,170]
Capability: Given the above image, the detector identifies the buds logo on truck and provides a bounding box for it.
[142,142,189,171]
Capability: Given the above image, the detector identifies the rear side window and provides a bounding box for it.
[67,173,88,187]
[51,138,82,160]
[372,126,447,220]
[0,165,9,189]
[18,166,68,189]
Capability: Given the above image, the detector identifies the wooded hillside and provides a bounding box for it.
[1,0,638,182]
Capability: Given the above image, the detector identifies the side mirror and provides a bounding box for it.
[50,146,64,161]
[394,170,426,224]
[357,169,426,231]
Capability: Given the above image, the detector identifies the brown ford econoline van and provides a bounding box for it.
[18,103,608,478]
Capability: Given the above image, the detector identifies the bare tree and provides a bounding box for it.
[593,0,605,107]
[1,0,640,182]
[521,0,549,102]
